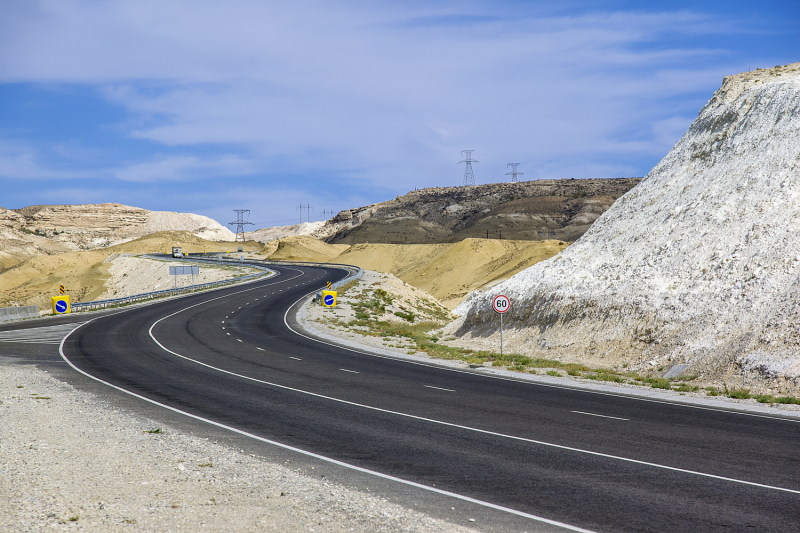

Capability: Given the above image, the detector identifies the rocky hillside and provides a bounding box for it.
[448,62,800,394]
[323,178,640,244]
[249,179,640,246]
[0,203,236,269]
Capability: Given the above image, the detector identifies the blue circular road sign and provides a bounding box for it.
[324,294,335,306]
[55,300,68,313]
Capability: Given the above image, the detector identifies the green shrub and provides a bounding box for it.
[775,396,800,405]
[754,394,775,404]
[727,388,752,399]
[647,378,671,389]
[584,372,625,383]
[393,310,415,322]
[705,387,720,396]
[546,370,560,377]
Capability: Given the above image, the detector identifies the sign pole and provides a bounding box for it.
[492,294,511,361]
[500,312,503,357]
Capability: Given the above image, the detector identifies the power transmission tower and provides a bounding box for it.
[297,203,303,224]
[228,209,254,242]
[459,150,478,186]
[305,204,312,222]
[506,163,523,183]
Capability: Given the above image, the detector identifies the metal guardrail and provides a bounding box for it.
[67,254,362,313]
[70,255,272,312]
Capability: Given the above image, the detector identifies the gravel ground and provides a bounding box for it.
[0,364,479,533]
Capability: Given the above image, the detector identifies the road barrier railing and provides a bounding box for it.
[70,255,272,313]
[68,254,361,313]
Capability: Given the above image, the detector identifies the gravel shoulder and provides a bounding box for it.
[0,364,478,532]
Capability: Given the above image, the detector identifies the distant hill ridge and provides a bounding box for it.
[0,203,235,271]
[250,178,641,245]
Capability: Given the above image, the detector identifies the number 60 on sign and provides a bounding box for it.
[492,294,510,313]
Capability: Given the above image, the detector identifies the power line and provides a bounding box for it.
[305,203,312,223]
[506,163,523,183]
[458,149,478,186]
[228,209,254,242]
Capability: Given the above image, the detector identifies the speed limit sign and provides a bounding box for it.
[492,294,510,313]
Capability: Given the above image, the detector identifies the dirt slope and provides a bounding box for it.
[260,235,349,262]
[259,236,568,309]
[335,239,568,308]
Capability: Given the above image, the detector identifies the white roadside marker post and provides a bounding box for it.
[492,294,510,358]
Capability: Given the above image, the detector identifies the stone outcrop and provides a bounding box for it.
[448,62,800,392]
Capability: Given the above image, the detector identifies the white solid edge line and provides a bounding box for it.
[283,291,800,425]
[56,273,597,533]
[572,411,629,421]
[145,284,800,496]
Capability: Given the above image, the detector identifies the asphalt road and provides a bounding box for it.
[6,263,800,532]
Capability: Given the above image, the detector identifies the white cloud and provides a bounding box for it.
[113,154,257,182]
[0,1,785,211]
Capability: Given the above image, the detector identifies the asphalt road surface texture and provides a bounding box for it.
[3,263,799,532]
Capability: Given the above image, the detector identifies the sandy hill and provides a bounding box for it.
[0,231,258,311]
[260,235,567,308]
[448,62,800,394]
[108,231,260,254]
[248,221,325,243]
[260,235,348,262]
[336,239,568,308]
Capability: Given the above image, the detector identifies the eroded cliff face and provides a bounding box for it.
[448,62,800,391]
[1,203,235,256]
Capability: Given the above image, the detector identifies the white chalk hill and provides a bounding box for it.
[450,62,800,383]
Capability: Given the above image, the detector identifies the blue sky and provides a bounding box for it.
[1,1,798,229]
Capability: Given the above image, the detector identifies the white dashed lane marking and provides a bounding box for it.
[424,385,455,392]
[572,411,629,421]
[289,357,302,361]
[340,369,360,374]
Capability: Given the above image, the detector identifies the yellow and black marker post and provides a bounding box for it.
[59,285,65,295]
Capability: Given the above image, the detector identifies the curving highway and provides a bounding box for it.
[8,262,800,532]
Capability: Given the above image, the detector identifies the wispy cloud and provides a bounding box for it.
[0,1,795,225]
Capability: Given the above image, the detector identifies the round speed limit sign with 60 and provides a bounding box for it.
[492,294,510,313]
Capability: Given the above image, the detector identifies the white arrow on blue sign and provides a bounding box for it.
[324,294,335,306]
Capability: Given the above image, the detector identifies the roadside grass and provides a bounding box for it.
[325,285,800,404]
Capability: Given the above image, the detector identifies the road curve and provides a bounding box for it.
[59,263,800,533]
